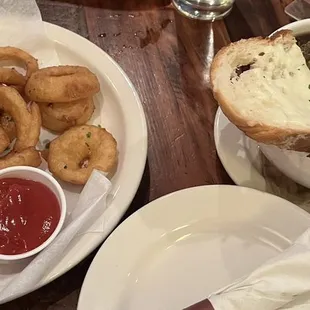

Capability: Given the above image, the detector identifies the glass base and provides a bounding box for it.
[172,0,233,21]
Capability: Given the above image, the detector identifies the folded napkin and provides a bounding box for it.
[195,228,310,310]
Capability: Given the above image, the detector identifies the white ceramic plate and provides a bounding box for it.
[78,185,310,310]
[214,108,266,191]
[1,22,147,302]
[214,108,310,190]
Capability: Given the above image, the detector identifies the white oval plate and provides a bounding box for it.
[0,22,147,302]
[78,185,310,310]
[214,108,266,191]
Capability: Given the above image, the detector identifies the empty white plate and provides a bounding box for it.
[78,185,310,310]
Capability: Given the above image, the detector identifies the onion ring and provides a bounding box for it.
[0,47,38,79]
[0,68,26,86]
[0,128,10,153]
[40,97,95,132]
[48,125,117,184]
[40,149,49,162]
[0,112,16,142]
[0,87,41,152]
[0,147,41,169]
[25,66,100,103]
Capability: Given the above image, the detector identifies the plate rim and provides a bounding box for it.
[1,21,147,303]
[78,184,310,309]
[214,107,267,191]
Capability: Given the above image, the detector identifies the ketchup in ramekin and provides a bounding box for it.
[0,178,61,255]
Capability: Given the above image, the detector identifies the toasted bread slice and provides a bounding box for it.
[211,30,310,152]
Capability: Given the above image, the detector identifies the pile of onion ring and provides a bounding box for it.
[0,47,41,168]
[0,46,118,184]
[0,86,41,168]
[25,66,99,132]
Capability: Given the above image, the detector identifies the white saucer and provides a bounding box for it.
[215,107,310,191]
[78,185,310,310]
[214,108,267,191]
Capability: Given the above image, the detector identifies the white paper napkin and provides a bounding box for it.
[0,0,117,303]
[209,228,310,310]
[0,0,59,67]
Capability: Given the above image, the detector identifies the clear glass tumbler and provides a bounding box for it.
[172,0,235,20]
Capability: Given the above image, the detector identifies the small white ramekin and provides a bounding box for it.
[0,166,66,261]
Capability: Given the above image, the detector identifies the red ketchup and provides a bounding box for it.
[0,178,61,255]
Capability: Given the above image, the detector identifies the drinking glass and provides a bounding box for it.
[172,0,235,20]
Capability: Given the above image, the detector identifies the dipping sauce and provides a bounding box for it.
[0,178,60,255]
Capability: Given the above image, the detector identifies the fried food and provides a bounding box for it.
[0,147,41,169]
[0,68,27,95]
[26,102,42,151]
[40,149,49,162]
[0,88,42,168]
[0,86,41,152]
[0,128,10,153]
[48,125,117,184]
[0,48,113,174]
[40,97,95,132]
[25,66,100,103]
[0,112,16,142]
[0,47,38,79]
[0,68,26,86]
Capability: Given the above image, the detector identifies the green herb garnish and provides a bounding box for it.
[98,124,102,128]
[86,132,91,138]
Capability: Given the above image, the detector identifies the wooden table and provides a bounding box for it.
[2,0,294,308]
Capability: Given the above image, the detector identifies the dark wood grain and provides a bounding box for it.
[37,0,89,38]
[1,0,294,309]
[225,0,292,41]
